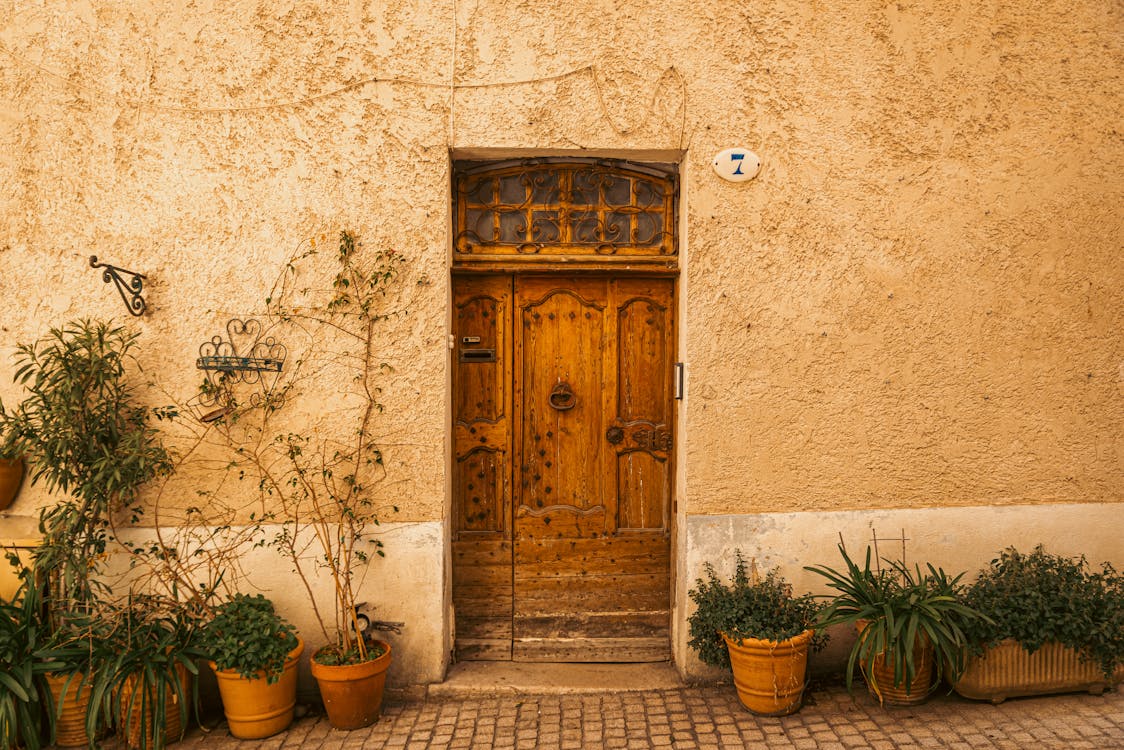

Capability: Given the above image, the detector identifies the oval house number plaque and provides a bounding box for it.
[712,147,761,182]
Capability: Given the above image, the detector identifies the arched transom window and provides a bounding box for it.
[453,159,678,262]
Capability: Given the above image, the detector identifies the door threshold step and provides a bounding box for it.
[428,661,684,698]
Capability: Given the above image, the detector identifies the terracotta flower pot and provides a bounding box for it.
[118,662,191,749]
[310,641,392,730]
[856,621,933,706]
[0,457,25,511]
[46,672,94,749]
[723,630,813,716]
[954,639,1124,703]
[210,638,303,739]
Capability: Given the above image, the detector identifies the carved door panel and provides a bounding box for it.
[451,274,674,663]
[512,276,673,662]
[451,275,514,661]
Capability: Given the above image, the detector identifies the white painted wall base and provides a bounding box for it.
[674,502,1124,681]
[108,521,447,693]
[24,502,1124,689]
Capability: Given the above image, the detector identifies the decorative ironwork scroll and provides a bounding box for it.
[454,159,678,258]
[632,429,673,452]
[195,319,286,417]
[89,256,147,316]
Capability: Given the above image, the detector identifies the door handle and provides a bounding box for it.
[548,382,576,411]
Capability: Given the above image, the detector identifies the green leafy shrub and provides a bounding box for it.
[0,320,172,611]
[961,545,1124,677]
[199,594,299,683]
[688,552,825,670]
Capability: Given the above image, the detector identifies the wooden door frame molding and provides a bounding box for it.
[448,157,682,664]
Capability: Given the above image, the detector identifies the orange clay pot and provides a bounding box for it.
[210,638,303,739]
[118,662,190,749]
[46,672,94,748]
[722,629,813,716]
[856,621,934,706]
[0,457,25,510]
[310,641,392,730]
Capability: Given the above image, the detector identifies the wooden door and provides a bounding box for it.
[452,274,675,662]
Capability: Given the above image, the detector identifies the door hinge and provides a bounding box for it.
[447,333,455,350]
[675,362,685,400]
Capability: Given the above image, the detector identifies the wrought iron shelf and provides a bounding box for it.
[196,355,284,373]
[195,319,287,418]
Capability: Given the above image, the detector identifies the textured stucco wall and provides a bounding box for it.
[449,0,1124,514]
[1,0,1121,685]
[0,0,452,524]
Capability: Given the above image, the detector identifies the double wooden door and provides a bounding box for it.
[452,274,675,662]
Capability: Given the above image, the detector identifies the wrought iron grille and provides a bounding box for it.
[454,159,677,258]
[195,318,286,415]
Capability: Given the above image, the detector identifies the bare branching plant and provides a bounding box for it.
[197,229,404,664]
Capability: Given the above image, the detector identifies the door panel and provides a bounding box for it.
[514,279,612,539]
[611,278,674,533]
[451,276,514,661]
[452,273,674,662]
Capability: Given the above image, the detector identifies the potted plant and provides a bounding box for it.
[0,320,173,608]
[954,545,1124,702]
[687,552,825,715]
[198,593,302,739]
[204,231,402,730]
[87,596,201,750]
[0,565,60,750]
[806,543,988,706]
[0,320,174,747]
[30,609,107,750]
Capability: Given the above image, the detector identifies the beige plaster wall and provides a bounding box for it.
[2,0,1120,524]
[1,0,1121,685]
[448,0,1124,515]
[0,0,453,525]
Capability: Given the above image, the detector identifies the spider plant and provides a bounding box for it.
[86,595,203,750]
[806,543,989,699]
[0,566,61,750]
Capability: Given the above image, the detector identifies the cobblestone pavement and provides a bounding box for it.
[169,683,1124,750]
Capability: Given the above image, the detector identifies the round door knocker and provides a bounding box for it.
[548,382,576,411]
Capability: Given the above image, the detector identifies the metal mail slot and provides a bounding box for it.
[459,349,496,363]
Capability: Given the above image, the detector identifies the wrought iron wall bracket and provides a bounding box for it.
[89,255,147,316]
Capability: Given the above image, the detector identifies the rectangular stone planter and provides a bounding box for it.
[953,639,1124,703]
